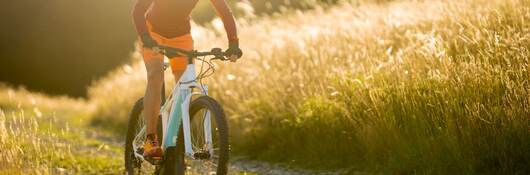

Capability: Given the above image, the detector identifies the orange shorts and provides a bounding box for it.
[139,21,194,72]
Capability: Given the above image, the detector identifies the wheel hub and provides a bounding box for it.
[193,150,211,160]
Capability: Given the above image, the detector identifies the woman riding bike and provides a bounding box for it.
[132,0,242,160]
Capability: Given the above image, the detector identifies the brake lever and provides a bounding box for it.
[210,55,226,61]
[212,48,224,57]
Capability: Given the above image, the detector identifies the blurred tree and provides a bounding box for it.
[192,0,340,24]
[0,0,136,97]
[0,0,339,97]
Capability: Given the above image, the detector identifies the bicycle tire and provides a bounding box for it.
[124,98,166,175]
[165,96,229,175]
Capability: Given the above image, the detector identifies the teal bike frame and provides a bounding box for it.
[132,62,213,161]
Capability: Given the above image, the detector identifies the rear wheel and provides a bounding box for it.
[124,99,165,174]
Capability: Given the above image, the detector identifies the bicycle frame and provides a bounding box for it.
[133,61,214,161]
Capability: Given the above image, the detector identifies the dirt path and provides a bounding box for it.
[80,120,353,175]
[229,158,358,175]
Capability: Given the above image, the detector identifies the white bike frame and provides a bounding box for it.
[132,62,213,161]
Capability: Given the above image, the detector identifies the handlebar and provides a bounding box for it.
[155,46,228,61]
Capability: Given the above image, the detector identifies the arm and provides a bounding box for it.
[132,0,158,48]
[209,0,239,46]
[132,0,154,35]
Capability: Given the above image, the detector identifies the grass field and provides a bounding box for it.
[2,0,529,174]
[0,86,123,174]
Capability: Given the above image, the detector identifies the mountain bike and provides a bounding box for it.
[125,46,231,175]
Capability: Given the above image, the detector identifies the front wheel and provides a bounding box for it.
[177,96,230,175]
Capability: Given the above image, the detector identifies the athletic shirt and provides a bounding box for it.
[132,0,238,44]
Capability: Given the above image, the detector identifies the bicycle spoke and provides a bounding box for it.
[187,107,223,173]
[132,112,146,153]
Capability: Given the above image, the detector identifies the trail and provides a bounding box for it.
[88,131,351,174]
[229,158,358,175]
[79,124,336,174]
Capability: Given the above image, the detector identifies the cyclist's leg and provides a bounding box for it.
[140,42,165,159]
[142,47,164,136]
[140,20,168,138]
[138,21,168,159]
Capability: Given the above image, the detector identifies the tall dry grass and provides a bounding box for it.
[0,86,123,174]
[0,108,72,174]
[89,0,530,173]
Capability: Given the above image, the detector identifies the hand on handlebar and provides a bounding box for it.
[224,43,243,62]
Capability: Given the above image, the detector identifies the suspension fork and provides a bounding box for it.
[181,86,213,157]
[200,86,213,155]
